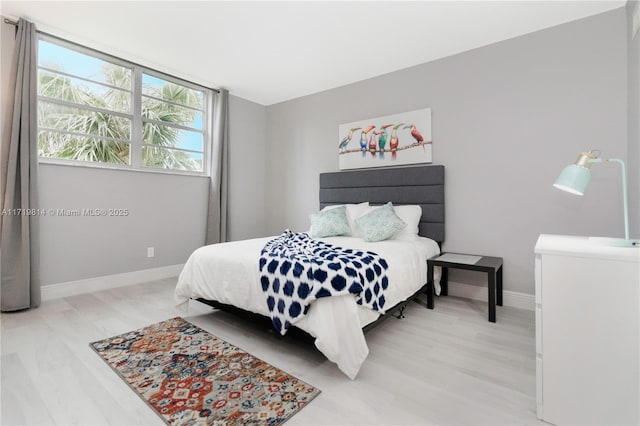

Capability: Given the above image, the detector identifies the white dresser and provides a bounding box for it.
[534,234,640,425]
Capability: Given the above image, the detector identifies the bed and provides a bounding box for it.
[175,165,445,379]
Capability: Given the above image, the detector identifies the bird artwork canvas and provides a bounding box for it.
[338,108,432,170]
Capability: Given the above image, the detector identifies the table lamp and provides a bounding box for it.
[553,150,638,247]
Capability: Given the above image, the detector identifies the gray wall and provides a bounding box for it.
[628,0,640,238]
[265,9,629,295]
[38,165,209,284]
[0,20,269,285]
[2,8,632,293]
[227,95,269,240]
[34,94,268,286]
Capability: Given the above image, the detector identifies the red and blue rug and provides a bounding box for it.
[90,317,320,425]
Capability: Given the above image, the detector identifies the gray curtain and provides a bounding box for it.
[1,19,41,311]
[205,88,229,245]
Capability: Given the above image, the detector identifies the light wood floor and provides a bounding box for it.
[1,278,544,425]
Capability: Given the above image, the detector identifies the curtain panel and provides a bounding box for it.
[0,18,41,311]
[205,88,229,245]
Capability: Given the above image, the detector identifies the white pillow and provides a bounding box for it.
[308,202,369,237]
[392,205,422,240]
[355,202,407,242]
[344,202,369,237]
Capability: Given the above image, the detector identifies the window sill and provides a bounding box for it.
[39,158,210,179]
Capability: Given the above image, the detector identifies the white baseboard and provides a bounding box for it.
[41,267,535,311]
[446,280,534,311]
[41,264,184,301]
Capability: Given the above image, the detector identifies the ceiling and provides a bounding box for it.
[1,1,626,105]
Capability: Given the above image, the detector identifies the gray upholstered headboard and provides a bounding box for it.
[319,165,445,244]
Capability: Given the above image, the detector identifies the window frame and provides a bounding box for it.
[36,34,213,177]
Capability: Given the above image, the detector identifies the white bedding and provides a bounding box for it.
[175,234,440,379]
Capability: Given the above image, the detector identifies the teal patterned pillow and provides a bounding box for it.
[309,205,351,238]
[355,202,407,242]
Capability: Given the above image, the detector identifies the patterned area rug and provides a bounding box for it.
[90,317,320,425]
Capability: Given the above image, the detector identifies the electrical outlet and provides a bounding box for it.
[147,247,154,258]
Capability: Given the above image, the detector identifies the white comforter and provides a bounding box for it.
[175,235,440,379]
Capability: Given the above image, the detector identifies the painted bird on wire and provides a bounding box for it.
[360,125,376,157]
[374,124,393,160]
[376,124,393,151]
[390,123,404,151]
[403,123,425,148]
[368,130,378,156]
[390,123,404,160]
[339,127,361,152]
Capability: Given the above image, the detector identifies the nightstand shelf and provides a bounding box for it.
[427,252,503,322]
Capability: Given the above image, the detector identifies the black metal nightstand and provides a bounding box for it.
[427,253,503,322]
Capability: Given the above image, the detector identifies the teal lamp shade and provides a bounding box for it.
[553,164,591,195]
[553,150,637,246]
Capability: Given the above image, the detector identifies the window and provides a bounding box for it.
[37,36,211,174]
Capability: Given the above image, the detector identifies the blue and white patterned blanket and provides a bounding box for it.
[259,230,389,335]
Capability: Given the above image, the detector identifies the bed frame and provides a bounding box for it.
[199,164,445,336]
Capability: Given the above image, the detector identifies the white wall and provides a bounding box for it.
[265,9,629,296]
